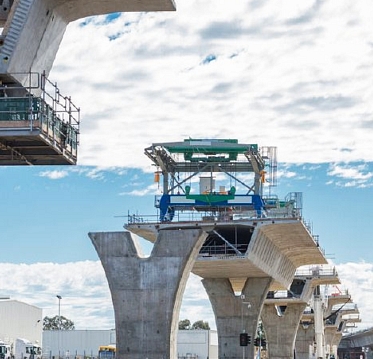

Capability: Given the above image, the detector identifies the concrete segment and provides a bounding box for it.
[202,277,272,359]
[191,220,327,291]
[89,229,207,359]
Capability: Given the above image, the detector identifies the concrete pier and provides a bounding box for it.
[261,302,306,359]
[89,229,206,359]
[202,277,272,359]
[264,268,340,359]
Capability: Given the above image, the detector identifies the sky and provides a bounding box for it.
[1,0,373,333]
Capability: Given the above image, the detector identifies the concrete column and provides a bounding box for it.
[325,328,342,358]
[89,229,207,359]
[202,277,272,359]
[295,323,315,359]
[261,302,307,359]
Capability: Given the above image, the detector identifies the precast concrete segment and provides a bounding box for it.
[261,302,307,359]
[193,221,327,292]
[0,0,175,85]
[202,277,272,359]
[89,229,207,359]
[251,221,326,268]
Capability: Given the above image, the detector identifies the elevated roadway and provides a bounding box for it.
[339,327,373,357]
[125,216,327,359]
[126,217,327,291]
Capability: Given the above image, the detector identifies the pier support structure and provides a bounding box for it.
[89,229,206,359]
[261,302,307,359]
[202,277,272,359]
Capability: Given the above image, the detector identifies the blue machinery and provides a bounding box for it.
[142,139,302,223]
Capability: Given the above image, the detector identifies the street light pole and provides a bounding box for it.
[56,295,62,330]
[56,295,62,359]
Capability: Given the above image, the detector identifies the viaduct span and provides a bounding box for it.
[90,139,350,359]
[0,0,360,356]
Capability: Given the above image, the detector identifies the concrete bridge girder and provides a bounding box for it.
[192,220,327,292]
[89,229,206,359]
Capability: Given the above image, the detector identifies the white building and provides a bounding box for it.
[177,330,218,359]
[42,329,218,359]
[0,299,43,347]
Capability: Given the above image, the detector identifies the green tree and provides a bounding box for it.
[178,319,191,330]
[191,320,210,330]
[43,315,75,330]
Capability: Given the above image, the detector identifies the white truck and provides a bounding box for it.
[0,341,11,359]
[13,338,42,359]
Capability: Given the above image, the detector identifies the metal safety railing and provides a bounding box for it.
[0,71,80,160]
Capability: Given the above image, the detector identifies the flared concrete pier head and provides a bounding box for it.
[89,229,207,359]
[202,277,272,359]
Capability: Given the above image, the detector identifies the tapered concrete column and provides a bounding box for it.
[89,229,207,359]
[295,323,315,359]
[261,302,307,359]
[325,328,342,358]
[202,277,272,359]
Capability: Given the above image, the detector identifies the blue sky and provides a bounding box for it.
[1,163,373,264]
[1,0,373,331]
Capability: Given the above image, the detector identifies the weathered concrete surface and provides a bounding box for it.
[295,323,314,359]
[89,229,206,359]
[261,302,306,359]
[325,327,342,358]
[0,0,175,85]
[264,270,340,359]
[203,277,272,359]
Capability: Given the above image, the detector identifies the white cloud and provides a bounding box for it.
[44,0,373,168]
[39,170,69,180]
[1,260,372,332]
[0,261,214,330]
[328,163,373,180]
[336,262,373,329]
[0,261,113,329]
[327,163,373,187]
[119,183,159,196]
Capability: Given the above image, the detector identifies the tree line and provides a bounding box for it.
[43,316,210,331]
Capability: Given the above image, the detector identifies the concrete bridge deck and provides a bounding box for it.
[126,217,327,291]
